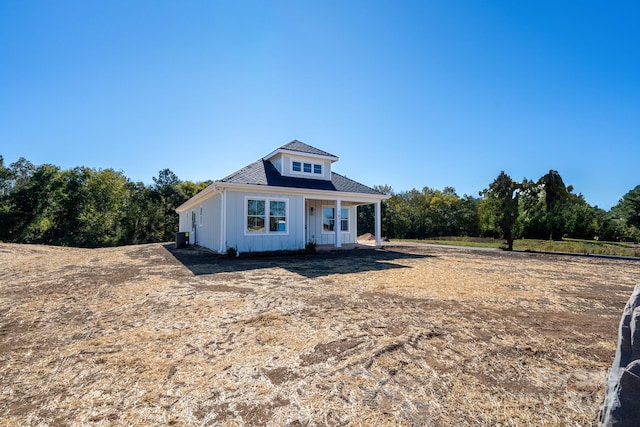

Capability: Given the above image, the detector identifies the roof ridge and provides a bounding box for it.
[279,140,337,158]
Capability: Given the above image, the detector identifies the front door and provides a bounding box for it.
[306,200,317,244]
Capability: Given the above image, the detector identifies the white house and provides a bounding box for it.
[175,140,389,254]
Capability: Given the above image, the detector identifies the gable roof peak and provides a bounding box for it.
[266,140,338,161]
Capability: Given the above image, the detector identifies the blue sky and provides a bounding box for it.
[1,1,638,210]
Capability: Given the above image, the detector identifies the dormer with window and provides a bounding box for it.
[263,140,338,181]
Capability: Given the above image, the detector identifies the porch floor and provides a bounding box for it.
[316,240,379,252]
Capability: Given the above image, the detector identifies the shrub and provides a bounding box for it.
[305,240,317,254]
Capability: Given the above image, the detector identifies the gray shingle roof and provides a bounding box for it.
[278,140,338,159]
[219,159,383,195]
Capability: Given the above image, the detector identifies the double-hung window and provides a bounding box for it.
[246,198,288,234]
[322,207,349,232]
[269,200,287,232]
[247,200,266,233]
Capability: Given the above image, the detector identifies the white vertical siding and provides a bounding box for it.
[193,195,221,251]
[178,211,190,241]
[224,190,304,253]
[272,157,282,174]
[177,194,222,252]
[320,160,331,180]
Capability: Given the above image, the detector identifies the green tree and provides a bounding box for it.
[178,180,212,199]
[539,170,569,240]
[611,185,640,241]
[10,157,36,187]
[152,169,187,241]
[562,192,598,240]
[485,171,519,250]
[0,156,14,240]
[477,195,498,238]
[77,169,131,246]
[357,185,392,238]
[8,163,62,243]
[613,185,640,229]
[516,178,546,239]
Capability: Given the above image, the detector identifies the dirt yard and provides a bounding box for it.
[1,242,638,426]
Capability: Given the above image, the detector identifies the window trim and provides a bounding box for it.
[244,196,289,236]
[321,205,350,234]
[290,157,323,177]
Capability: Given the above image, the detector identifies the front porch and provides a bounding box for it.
[303,197,382,249]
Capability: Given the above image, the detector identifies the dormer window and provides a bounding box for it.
[292,160,322,176]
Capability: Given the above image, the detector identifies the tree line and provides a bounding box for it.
[359,170,640,248]
[1,155,638,248]
[0,156,210,247]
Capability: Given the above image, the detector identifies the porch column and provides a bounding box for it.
[302,197,306,249]
[375,201,382,246]
[335,199,342,248]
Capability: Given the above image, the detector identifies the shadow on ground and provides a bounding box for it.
[163,244,433,278]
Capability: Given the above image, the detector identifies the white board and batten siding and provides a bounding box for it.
[224,190,305,254]
[178,194,222,251]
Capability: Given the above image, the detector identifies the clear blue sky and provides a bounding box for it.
[1,1,638,210]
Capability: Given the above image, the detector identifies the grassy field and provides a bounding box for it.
[393,237,640,258]
[2,242,639,425]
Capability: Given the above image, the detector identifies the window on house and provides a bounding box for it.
[247,199,265,233]
[322,207,349,232]
[199,207,203,226]
[341,208,349,231]
[269,200,287,232]
[247,198,287,234]
[292,159,323,176]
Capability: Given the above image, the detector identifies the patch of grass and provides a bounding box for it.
[392,237,640,257]
[392,237,503,249]
[514,238,638,257]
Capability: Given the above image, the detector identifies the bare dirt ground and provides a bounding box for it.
[1,242,638,426]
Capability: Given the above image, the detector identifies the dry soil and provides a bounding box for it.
[1,242,639,426]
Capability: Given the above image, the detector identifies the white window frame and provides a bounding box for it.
[244,196,289,236]
[321,205,350,234]
[290,157,323,177]
[199,206,203,226]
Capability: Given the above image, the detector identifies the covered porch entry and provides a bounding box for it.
[303,197,382,249]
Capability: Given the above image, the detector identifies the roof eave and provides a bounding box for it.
[262,149,339,163]
[175,184,221,213]
[215,181,389,202]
